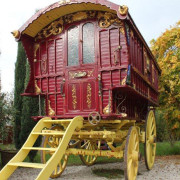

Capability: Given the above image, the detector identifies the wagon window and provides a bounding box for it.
[83,23,95,64]
[68,26,79,66]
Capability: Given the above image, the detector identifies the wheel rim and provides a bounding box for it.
[41,126,68,178]
[124,126,139,180]
[145,110,156,170]
[79,140,100,166]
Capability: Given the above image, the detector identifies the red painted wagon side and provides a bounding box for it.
[13,0,160,122]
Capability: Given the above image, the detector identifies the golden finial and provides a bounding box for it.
[11,30,20,39]
[119,5,128,16]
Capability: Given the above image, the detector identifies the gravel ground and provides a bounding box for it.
[8,155,180,180]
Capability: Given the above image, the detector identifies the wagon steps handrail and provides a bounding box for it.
[0,116,84,180]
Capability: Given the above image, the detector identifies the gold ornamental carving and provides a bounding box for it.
[97,12,122,28]
[34,80,41,94]
[86,83,92,109]
[48,100,55,116]
[122,76,127,85]
[11,30,20,39]
[34,43,40,58]
[72,84,77,110]
[103,104,112,114]
[35,11,124,40]
[120,27,125,35]
[118,5,128,16]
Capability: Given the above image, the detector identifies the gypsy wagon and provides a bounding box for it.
[0,0,161,180]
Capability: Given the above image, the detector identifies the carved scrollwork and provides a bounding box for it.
[48,100,55,116]
[36,19,63,40]
[34,80,41,94]
[118,5,128,16]
[86,83,92,109]
[98,12,122,28]
[115,93,127,116]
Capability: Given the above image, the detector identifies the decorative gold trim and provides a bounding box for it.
[122,76,127,85]
[97,12,122,28]
[35,11,123,40]
[35,80,41,94]
[48,100,55,116]
[11,30,20,39]
[120,27,125,35]
[34,43,39,58]
[103,104,112,114]
[86,83,92,109]
[118,5,128,16]
[130,30,134,38]
[87,70,94,77]
[72,85,77,110]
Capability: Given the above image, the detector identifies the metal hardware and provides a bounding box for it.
[60,79,65,97]
[88,112,101,125]
[98,74,102,96]
[114,45,122,65]
[74,71,87,78]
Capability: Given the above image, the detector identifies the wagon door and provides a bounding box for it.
[65,22,99,115]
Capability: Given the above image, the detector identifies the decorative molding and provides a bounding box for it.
[34,43,39,58]
[34,80,41,94]
[118,5,128,16]
[103,104,112,114]
[48,100,55,116]
[122,76,127,85]
[120,27,125,35]
[72,84,77,110]
[35,11,123,40]
[97,12,122,28]
[86,83,92,109]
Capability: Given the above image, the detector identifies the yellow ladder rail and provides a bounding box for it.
[0,116,83,180]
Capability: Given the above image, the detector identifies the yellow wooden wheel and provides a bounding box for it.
[144,110,156,170]
[79,140,100,166]
[124,126,139,180]
[41,126,68,178]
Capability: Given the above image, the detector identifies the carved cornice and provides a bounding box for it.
[35,11,123,41]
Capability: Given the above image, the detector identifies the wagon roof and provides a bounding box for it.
[14,0,161,73]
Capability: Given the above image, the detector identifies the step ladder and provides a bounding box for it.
[0,116,83,180]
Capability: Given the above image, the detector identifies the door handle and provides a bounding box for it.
[74,71,87,78]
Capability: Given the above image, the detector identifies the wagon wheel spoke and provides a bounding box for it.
[145,110,156,170]
[124,126,139,180]
[41,125,68,178]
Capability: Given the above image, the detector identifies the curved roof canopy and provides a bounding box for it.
[15,0,128,40]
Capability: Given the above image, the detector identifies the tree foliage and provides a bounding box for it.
[14,42,27,149]
[151,21,180,140]
[20,62,41,161]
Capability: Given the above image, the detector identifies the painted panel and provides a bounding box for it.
[67,83,80,111]
[112,70,120,87]
[82,81,96,110]
[110,28,120,66]
[49,78,56,93]
[41,78,48,93]
[40,42,47,75]
[100,30,110,67]
[48,40,55,75]
[56,94,64,115]
[102,71,111,88]
[55,38,64,73]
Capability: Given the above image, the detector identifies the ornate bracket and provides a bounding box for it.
[48,100,55,116]
[35,80,41,94]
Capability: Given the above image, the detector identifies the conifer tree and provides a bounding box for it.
[20,61,42,161]
[14,42,27,149]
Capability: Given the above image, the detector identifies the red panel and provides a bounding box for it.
[56,76,63,93]
[82,81,96,111]
[49,78,56,93]
[40,42,47,75]
[42,78,48,93]
[67,83,81,111]
[100,30,110,68]
[35,48,40,76]
[56,94,64,115]
[48,40,55,75]
[110,28,119,66]
[102,71,111,88]
[112,70,120,87]
[55,38,64,73]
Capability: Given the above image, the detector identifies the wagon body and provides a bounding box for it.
[15,0,160,121]
[0,1,160,180]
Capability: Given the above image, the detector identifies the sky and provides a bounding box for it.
[0,0,180,92]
